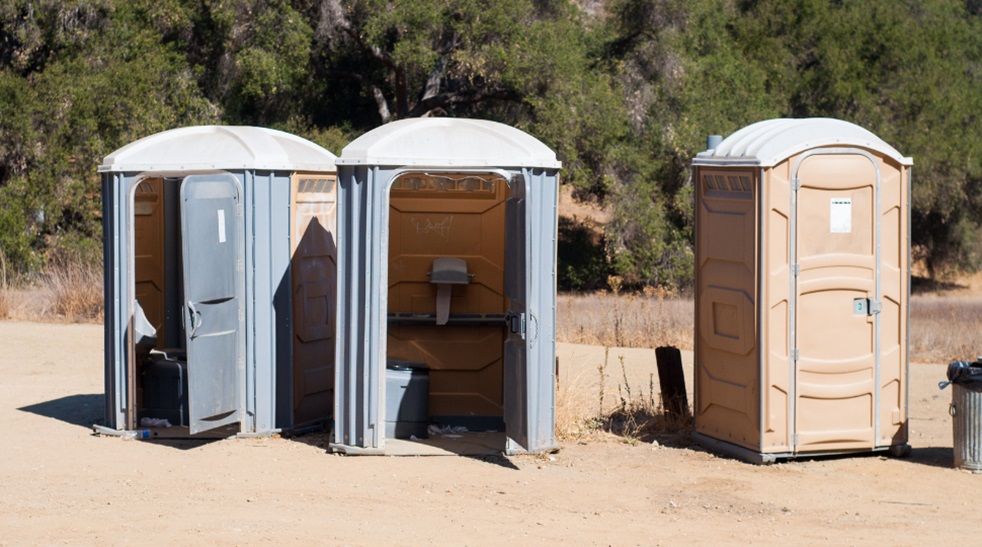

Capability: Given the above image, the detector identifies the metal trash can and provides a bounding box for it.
[385,361,429,439]
[942,361,982,472]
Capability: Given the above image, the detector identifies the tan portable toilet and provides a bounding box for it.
[691,118,912,463]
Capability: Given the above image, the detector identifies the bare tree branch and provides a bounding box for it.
[373,86,392,123]
[407,87,523,118]
[422,54,449,102]
[318,0,397,70]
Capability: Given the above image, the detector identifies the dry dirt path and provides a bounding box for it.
[0,321,978,545]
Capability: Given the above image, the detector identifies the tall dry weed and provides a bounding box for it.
[45,259,103,322]
[555,290,694,444]
[555,364,603,441]
[556,345,694,445]
[602,354,693,444]
[557,291,693,350]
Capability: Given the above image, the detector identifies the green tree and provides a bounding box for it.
[733,0,982,276]
[0,0,216,272]
[600,0,781,288]
[307,0,629,192]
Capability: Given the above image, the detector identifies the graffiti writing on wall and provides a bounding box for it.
[411,216,453,240]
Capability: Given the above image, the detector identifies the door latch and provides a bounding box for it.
[853,298,881,316]
[508,313,526,340]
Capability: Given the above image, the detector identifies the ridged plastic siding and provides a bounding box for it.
[952,384,982,472]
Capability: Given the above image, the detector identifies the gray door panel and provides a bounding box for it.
[181,174,242,434]
[504,175,529,451]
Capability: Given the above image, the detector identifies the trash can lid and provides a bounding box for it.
[943,361,982,391]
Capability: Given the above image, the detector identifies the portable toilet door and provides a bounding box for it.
[331,118,561,455]
[180,173,245,433]
[100,126,338,436]
[691,118,912,462]
[792,148,888,452]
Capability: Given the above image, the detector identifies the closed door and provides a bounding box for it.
[793,152,879,452]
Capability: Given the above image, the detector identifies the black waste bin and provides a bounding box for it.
[141,349,189,427]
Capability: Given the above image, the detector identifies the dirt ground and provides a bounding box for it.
[1,320,979,545]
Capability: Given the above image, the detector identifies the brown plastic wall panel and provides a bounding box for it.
[387,173,509,418]
[290,174,338,424]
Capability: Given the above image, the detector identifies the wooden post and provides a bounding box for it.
[655,346,689,417]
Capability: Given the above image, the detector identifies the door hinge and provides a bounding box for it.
[793,433,800,446]
[792,264,800,276]
[792,177,801,191]
[792,349,799,361]
[509,313,527,340]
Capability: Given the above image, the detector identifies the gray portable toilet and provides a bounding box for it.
[331,118,561,455]
[691,118,912,462]
[100,126,339,436]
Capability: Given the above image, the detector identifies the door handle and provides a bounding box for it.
[187,300,202,339]
[853,298,881,316]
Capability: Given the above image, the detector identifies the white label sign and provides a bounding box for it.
[217,209,227,243]
[830,198,851,233]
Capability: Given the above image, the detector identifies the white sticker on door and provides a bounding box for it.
[830,198,851,233]
[217,209,227,243]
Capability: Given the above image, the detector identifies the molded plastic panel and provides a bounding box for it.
[291,174,338,424]
[133,178,166,340]
[387,173,508,419]
[694,169,759,449]
[181,173,243,434]
[793,154,877,451]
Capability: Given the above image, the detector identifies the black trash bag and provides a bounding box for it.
[940,361,982,391]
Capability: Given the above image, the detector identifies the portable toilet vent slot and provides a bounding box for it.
[428,257,471,325]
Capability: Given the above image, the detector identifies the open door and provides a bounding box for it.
[181,174,243,434]
[793,152,879,452]
[504,174,529,452]
[133,178,166,339]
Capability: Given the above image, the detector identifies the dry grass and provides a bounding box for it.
[1,260,103,323]
[555,290,692,445]
[555,345,694,446]
[910,294,982,363]
[45,260,104,322]
[557,289,694,350]
[554,365,605,442]
[557,288,982,364]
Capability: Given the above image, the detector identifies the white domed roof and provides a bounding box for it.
[693,118,912,167]
[337,118,561,169]
[99,125,337,173]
